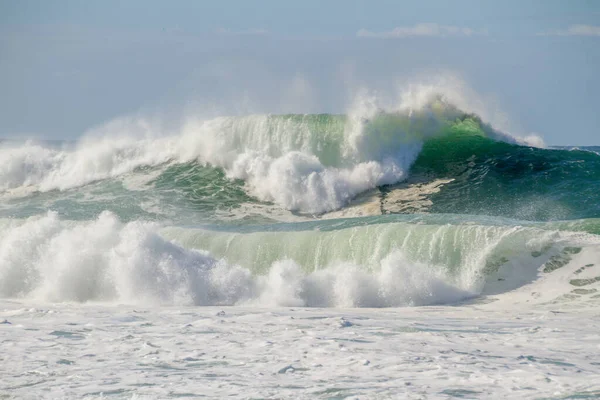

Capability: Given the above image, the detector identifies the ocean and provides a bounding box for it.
[1,97,600,399]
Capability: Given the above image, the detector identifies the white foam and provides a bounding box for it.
[0,211,216,304]
[227,151,414,213]
[2,300,600,399]
[250,253,470,308]
[0,137,176,193]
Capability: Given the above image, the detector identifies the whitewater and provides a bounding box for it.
[1,89,600,399]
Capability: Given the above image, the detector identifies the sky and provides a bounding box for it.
[1,0,599,145]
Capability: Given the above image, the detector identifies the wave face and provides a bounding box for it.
[410,124,600,221]
[1,96,600,308]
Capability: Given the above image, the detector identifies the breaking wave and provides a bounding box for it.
[0,96,540,215]
[1,211,597,307]
[1,86,600,309]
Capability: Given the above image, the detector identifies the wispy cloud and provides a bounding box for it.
[357,23,482,39]
[215,28,269,36]
[539,24,600,37]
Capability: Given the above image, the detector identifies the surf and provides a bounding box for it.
[1,89,599,309]
[2,102,599,223]
[1,211,599,308]
[0,97,530,210]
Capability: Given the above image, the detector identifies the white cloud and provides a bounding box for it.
[539,24,600,37]
[357,23,481,39]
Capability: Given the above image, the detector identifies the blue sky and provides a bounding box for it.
[1,0,599,144]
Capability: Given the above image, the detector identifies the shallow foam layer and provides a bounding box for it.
[3,301,600,399]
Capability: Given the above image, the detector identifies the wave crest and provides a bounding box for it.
[0,95,536,214]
